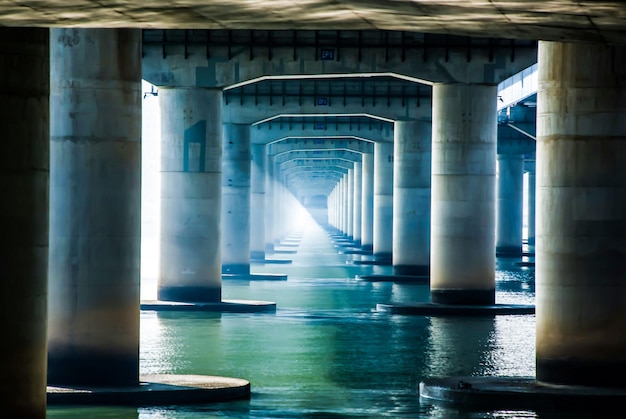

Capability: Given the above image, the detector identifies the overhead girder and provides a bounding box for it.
[222,89,432,124]
[280,158,354,172]
[273,149,363,165]
[142,30,538,88]
[252,120,393,144]
[268,137,375,156]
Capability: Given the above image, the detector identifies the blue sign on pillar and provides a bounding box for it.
[320,49,335,60]
[183,120,207,172]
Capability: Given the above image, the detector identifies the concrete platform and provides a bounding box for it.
[419,375,626,412]
[222,273,288,281]
[272,249,298,254]
[352,259,392,266]
[376,303,535,316]
[339,249,373,255]
[48,374,250,406]
[355,274,429,284]
[140,299,276,312]
[251,258,293,264]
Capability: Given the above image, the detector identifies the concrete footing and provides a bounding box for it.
[222,273,288,281]
[419,376,626,412]
[140,300,276,313]
[352,257,393,266]
[48,374,250,406]
[376,303,534,315]
[356,274,429,284]
[251,258,293,265]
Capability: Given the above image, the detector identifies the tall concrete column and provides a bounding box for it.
[158,87,222,302]
[393,120,432,276]
[346,168,354,239]
[264,154,275,252]
[527,167,536,247]
[361,152,375,251]
[373,142,394,261]
[48,29,141,385]
[536,41,626,387]
[222,123,251,274]
[496,154,524,256]
[339,176,346,234]
[431,83,497,305]
[251,143,266,260]
[352,162,362,245]
[0,28,48,417]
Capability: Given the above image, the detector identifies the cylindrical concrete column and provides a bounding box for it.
[431,83,497,305]
[536,41,626,387]
[222,123,251,275]
[48,29,141,386]
[158,87,222,302]
[346,168,354,239]
[352,162,362,244]
[373,142,394,261]
[264,154,275,252]
[527,168,536,247]
[361,152,374,251]
[496,154,524,256]
[393,120,432,276]
[340,175,347,234]
[251,143,266,261]
[0,28,48,417]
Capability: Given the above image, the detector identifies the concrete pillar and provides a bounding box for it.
[352,162,362,244]
[496,154,524,256]
[339,176,346,234]
[251,143,266,260]
[536,41,626,387]
[0,28,48,417]
[361,152,375,251]
[158,87,222,302]
[527,168,536,247]
[48,29,141,386]
[264,154,275,252]
[222,123,251,274]
[346,168,354,239]
[393,120,432,276]
[373,142,394,261]
[431,83,497,305]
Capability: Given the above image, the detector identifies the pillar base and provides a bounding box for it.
[361,244,373,251]
[419,375,626,412]
[222,264,251,275]
[356,274,429,284]
[48,374,250,406]
[496,246,523,257]
[431,289,495,305]
[377,302,533,316]
[250,251,265,261]
[537,359,626,388]
[222,273,288,281]
[393,265,430,276]
[48,354,138,387]
[157,287,221,303]
[141,299,276,313]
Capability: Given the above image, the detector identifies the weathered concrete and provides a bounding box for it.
[526,164,536,247]
[392,120,431,276]
[346,168,354,239]
[431,83,497,305]
[360,152,375,251]
[373,142,394,262]
[48,28,141,386]
[0,27,49,419]
[419,376,626,412]
[221,123,251,275]
[250,143,266,261]
[48,374,251,406]
[3,4,625,45]
[158,87,223,302]
[535,41,626,387]
[264,154,276,253]
[496,154,524,256]
[352,161,362,244]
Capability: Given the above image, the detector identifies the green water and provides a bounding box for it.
[47,222,543,418]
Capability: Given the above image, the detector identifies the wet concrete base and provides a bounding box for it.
[251,258,293,264]
[419,375,626,412]
[48,374,250,406]
[222,273,288,281]
[376,303,535,315]
[140,299,276,312]
[339,248,373,255]
[352,259,393,266]
[355,274,429,284]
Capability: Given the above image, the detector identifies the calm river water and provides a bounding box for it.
[46,217,572,419]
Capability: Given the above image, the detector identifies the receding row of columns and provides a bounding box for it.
[1,26,625,417]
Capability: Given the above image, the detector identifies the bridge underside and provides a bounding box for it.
[2,1,625,44]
